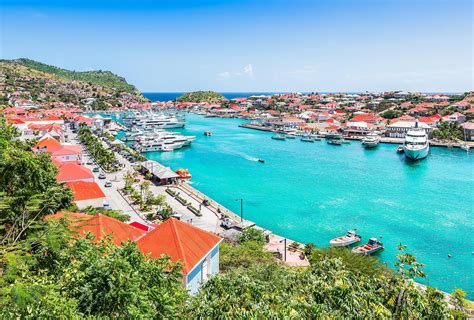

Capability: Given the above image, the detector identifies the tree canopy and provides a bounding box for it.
[177,91,227,103]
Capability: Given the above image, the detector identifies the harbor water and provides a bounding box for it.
[118,112,474,297]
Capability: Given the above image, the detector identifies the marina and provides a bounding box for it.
[132,112,474,296]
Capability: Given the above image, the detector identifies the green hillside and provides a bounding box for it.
[10,58,137,93]
[177,91,226,103]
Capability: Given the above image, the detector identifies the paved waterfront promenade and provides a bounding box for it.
[71,127,309,267]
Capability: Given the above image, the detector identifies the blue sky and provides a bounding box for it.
[1,0,472,92]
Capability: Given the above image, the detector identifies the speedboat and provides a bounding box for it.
[362,132,380,148]
[271,134,286,140]
[351,237,384,255]
[204,131,212,136]
[329,230,362,247]
[403,122,429,160]
[258,159,265,163]
[327,139,342,146]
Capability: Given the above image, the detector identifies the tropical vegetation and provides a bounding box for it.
[433,120,464,141]
[0,119,470,318]
[177,91,227,103]
[77,127,118,171]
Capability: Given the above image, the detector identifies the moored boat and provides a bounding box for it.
[351,237,384,255]
[301,135,315,142]
[362,132,380,148]
[271,134,287,140]
[327,139,342,146]
[329,230,362,247]
[397,145,404,153]
[204,131,212,136]
[175,168,192,179]
[403,122,430,160]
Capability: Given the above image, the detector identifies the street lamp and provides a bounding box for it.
[280,238,287,262]
[235,198,243,222]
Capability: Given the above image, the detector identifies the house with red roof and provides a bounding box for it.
[45,212,222,294]
[443,112,466,124]
[33,135,82,162]
[419,114,441,127]
[350,113,383,124]
[137,218,222,294]
[56,162,94,183]
[65,181,106,209]
[45,212,145,246]
[461,122,474,141]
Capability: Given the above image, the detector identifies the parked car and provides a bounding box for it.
[86,160,94,165]
[102,201,111,210]
[104,181,112,188]
[220,217,234,229]
[92,167,100,173]
[98,173,106,179]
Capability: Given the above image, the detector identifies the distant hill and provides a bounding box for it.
[7,58,138,93]
[177,91,226,103]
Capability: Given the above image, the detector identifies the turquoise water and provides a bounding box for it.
[122,113,473,296]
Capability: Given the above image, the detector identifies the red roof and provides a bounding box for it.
[34,137,62,152]
[129,221,152,232]
[45,212,145,246]
[57,162,94,182]
[136,218,222,273]
[66,181,105,201]
[52,145,81,156]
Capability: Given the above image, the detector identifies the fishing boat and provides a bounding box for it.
[397,145,404,153]
[361,132,380,148]
[403,122,429,160]
[301,135,315,142]
[204,131,212,136]
[175,168,192,179]
[329,230,362,247]
[352,237,384,255]
[327,139,342,146]
[271,134,287,141]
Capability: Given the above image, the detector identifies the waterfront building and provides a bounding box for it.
[136,218,222,294]
[65,181,106,209]
[385,121,432,138]
[138,160,180,185]
[343,121,371,136]
[461,122,474,141]
[442,112,466,124]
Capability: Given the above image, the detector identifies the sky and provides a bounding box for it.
[1,0,472,92]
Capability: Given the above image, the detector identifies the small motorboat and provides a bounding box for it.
[329,230,362,247]
[175,168,192,179]
[301,135,315,142]
[271,134,287,141]
[351,237,384,255]
[204,131,212,136]
[258,159,265,163]
[327,139,342,146]
[460,144,470,151]
[397,145,404,153]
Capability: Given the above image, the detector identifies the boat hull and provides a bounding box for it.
[404,144,429,160]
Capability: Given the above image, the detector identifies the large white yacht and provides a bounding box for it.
[134,132,195,152]
[123,113,185,129]
[361,132,380,148]
[403,122,430,160]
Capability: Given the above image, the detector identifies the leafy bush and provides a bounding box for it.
[239,228,266,245]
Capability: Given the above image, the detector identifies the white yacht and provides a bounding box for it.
[134,115,185,129]
[403,122,430,160]
[361,132,380,148]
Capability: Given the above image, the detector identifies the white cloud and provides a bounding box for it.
[243,64,253,77]
[218,64,254,79]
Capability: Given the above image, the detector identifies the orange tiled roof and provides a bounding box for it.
[56,162,94,182]
[34,137,62,152]
[66,181,105,201]
[45,212,145,246]
[136,218,222,273]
